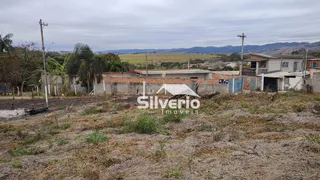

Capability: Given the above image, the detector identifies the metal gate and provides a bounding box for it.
[228,78,243,93]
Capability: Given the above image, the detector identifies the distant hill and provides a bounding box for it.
[100,41,320,54]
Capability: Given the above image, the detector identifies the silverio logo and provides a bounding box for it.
[137,82,200,114]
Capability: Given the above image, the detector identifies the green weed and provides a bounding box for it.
[86,131,107,144]
[56,137,69,146]
[123,114,158,134]
[8,146,44,157]
[292,104,306,112]
[11,160,23,168]
[166,167,181,178]
[81,107,100,115]
[306,134,320,144]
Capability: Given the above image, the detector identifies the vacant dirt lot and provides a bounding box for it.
[0,92,320,179]
[0,96,108,111]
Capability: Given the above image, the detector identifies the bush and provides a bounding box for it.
[86,131,107,144]
[292,104,306,112]
[124,114,158,134]
[162,111,187,123]
[152,141,166,162]
[65,91,76,97]
[22,131,44,145]
[58,123,72,130]
[81,107,100,115]
[166,167,181,178]
[56,137,69,146]
[306,134,320,144]
[8,146,44,157]
[197,123,214,132]
[11,160,23,168]
[0,125,16,133]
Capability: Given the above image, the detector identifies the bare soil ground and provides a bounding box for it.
[0,92,320,179]
[0,96,107,111]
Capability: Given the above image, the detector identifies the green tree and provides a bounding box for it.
[46,56,69,94]
[0,33,13,53]
[65,44,130,92]
[14,43,42,94]
[0,33,19,95]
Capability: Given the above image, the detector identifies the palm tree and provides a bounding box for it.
[0,33,13,53]
[46,57,69,94]
[65,43,97,92]
[65,44,130,92]
[0,33,14,92]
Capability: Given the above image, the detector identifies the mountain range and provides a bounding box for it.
[100,41,320,54]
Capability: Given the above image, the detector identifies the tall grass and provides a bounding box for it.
[124,114,158,134]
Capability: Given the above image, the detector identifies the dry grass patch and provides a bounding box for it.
[194,146,234,158]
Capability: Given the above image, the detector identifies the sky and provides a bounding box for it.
[0,0,320,51]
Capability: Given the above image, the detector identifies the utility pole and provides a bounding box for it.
[237,33,246,76]
[304,49,308,79]
[39,19,49,107]
[145,52,148,77]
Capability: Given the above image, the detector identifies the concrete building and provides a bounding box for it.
[258,72,308,91]
[244,53,308,92]
[243,53,305,76]
[102,72,138,78]
[135,69,212,79]
[307,59,320,70]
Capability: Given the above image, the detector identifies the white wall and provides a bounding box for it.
[283,77,304,90]
[268,59,304,72]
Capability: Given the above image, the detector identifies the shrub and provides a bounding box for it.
[162,112,186,123]
[65,91,76,97]
[81,107,100,115]
[59,123,72,130]
[86,131,107,144]
[152,141,166,162]
[56,137,69,146]
[197,123,214,132]
[0,125,16,133]
[166,167,181,178]
[22,131,44,145]
[292,104,306,112]
[8,146,44,157]
[124,114,158,134]
[213,131,224,142]
[0,157,10,163]
[306,134,320,144]
[11,160,23,168]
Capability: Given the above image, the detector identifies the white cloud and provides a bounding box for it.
[0,0,319,50]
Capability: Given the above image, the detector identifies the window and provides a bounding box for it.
[310,62,318,68]
[282,62,289,68]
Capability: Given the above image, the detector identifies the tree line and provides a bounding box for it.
[0,33,130,95]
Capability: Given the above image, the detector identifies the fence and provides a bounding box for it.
[92,78,229,96]
[228,77,243,93]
